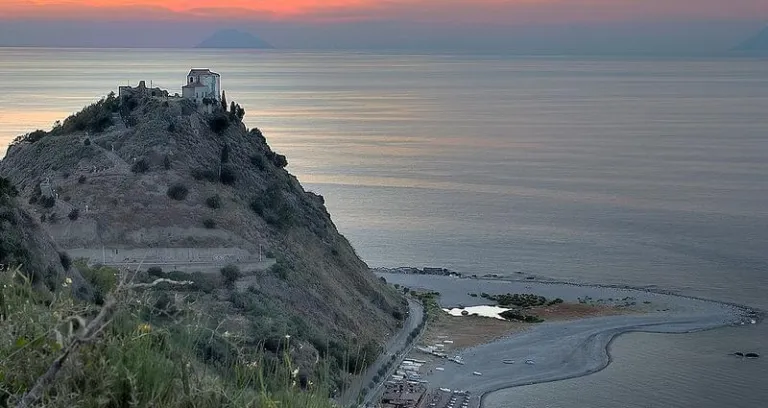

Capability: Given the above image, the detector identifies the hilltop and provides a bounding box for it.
[196,29,274,49]
[0,89,405,391]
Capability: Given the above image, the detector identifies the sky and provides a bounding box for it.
[0,1,766,52]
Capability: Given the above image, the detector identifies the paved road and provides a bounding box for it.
[340,297,424,407]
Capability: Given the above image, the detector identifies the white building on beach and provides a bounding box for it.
[182,69,221,103]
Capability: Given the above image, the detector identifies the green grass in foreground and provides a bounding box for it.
[0,267,334,408]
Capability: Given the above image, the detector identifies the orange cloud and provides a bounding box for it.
[2,0,766,22]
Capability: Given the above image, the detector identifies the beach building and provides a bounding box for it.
[182,69,221,103]
[380,382,427,408]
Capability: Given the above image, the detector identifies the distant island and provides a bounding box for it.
[196,29,274,49]
[734,26,768,52]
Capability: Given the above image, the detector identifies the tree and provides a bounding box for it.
[219,166,237,185]
[220,91,227,111]
[167,184,189,201]
[220,144,230,164]
[206,194,222,209]
[230,101,236,114]
[220,264,241,286]
[236,105,245,120]
[131,158,150,173]
[0,177,18,198]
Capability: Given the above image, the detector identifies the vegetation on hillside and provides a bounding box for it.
[0,178,64,292]
[0,266,336,408]
[0,91,406,401]
[10,94,119,147]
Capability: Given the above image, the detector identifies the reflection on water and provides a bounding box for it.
[1,49,767,407]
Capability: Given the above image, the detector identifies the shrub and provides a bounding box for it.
[163,155,172,170]
[220,145,230,164]
[250,154,266,170]
[270,260,289,280]
[265,151,288,168]
[147,266,164,278]
[63,195,72,202]
[219,165,237,185]
[78,175,87,184]
[167,184,188,200]
[11,129,48,145]
[250,199,265,216]
[83,138,91,146]
[40,196,56,208]
[209,113,230,134]
[203,218,217,229]
[68,208,80,220]
[498,310,544,323]
[205,194,222,209]
[167,122,176,132]
[49,212,58,224]
[59,251,72,269]
[131,158,150,173]
[50,94,116,135]
[165,271,222,294]
[220,264,241,286]
[78,262,119,296]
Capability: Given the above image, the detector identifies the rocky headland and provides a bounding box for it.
[0,88,406,393]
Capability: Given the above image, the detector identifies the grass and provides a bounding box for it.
[0,266,336,408]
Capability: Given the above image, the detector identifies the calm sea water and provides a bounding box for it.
[1,49,766,406]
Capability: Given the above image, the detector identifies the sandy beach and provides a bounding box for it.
[376,272,757,407]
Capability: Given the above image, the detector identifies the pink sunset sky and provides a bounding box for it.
[0,1,765,51]
[2,0,767,23]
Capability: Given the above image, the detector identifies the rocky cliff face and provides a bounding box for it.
[0,92,404,386]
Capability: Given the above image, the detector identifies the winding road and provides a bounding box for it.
[339,297,425,407]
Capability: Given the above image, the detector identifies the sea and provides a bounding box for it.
[1,48,766,407]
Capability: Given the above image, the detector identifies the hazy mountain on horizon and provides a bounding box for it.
[196,29,273,49]
[0,20,763,55]
[735,25,768,52]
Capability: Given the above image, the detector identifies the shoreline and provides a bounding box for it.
[477,325,730,408]
[375,267,764,318]
[374,270,760,408]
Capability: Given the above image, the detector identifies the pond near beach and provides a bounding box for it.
[444,305,510,320]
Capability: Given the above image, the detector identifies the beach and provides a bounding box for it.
[376,272,756,407]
